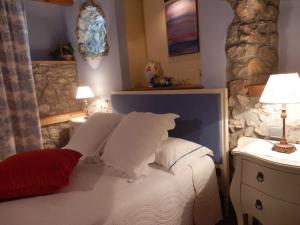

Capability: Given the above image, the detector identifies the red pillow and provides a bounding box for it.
[0,148,82,201]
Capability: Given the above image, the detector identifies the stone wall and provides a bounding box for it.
[32,62,83,148]
[41,122,70,148]
[226,0,282,149]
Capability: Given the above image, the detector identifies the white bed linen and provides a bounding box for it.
[0,156,222,225]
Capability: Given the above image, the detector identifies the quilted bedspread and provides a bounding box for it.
[0,156,222,225]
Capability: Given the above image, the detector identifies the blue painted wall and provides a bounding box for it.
[198,0,233,88]
[64,0,129,96]
[25,0,129,96]
[278,0,300,75]
[24,0,68,60]
[24,0,231,90]
[25,0,300,93]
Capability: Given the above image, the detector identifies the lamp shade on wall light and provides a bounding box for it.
[259,73,300,153]
[76,86,94,99]
[76,86,94,115]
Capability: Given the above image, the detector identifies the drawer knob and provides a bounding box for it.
[256,172,264,182]
[255,199,263,210]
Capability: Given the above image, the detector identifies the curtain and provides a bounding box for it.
[0,0,42,160]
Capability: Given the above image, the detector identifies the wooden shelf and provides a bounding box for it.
[127,85,204,91]
[248,84,265,97]
[31,0,73,6]
[40,111,86,127]
[32,60,76,65]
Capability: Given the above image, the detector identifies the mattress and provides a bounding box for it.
[0,156,222,225]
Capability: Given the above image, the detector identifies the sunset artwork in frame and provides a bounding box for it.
[164,0,199,57]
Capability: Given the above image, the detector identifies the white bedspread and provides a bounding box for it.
[0,156,222,225]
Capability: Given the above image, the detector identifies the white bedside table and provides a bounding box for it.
[230,137,300,225]
[69,117,86,137]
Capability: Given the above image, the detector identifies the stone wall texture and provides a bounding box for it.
[41,122,70,148]
[226,0,283,149]
[32,62,83,148]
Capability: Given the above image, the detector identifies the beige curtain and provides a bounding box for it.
[0,0,43,160]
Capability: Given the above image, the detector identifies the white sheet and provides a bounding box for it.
[0,156,222,225]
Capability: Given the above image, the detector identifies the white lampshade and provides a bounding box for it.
[259,73,300,104]
[76,86,94,99]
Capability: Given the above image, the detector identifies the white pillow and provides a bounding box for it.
[155,137,213,174]
[102,112,179,180]
[65,112,123,157]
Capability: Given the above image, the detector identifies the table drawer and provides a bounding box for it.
[241,184,300,225]
[242,159,300,204]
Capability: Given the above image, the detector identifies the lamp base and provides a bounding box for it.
[84,99,89,116]
[272,139,296,154]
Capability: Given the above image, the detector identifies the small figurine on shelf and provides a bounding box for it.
[159,76,174,87]
[51,42,74,60]
[144,60,163,87]
[144,60,191,88]
[149,75,159,87]
[150,75,174,88]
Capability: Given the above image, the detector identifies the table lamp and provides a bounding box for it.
[76,86,94,115]
[259,73,300,153]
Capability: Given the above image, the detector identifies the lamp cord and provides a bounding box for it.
[263,136,275,146]
[264,136,299,145]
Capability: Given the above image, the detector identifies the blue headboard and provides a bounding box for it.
[111,89,228,164]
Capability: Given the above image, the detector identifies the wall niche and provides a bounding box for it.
[32,61,83,148]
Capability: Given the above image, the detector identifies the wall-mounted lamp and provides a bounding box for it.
[76,86,94,115]
[260,73,300,153]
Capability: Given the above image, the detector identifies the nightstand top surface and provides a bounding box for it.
[232,137,300,168]
[70,116,86,123]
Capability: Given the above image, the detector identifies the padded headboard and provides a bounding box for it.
[111,89,228,163]
[111,89,230,197]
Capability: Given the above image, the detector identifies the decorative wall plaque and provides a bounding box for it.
[77,0,109,60]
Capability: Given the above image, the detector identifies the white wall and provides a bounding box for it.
[278,0,300,74]
[198,0,233,88]
[64,0,128,97]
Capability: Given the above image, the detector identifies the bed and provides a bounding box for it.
[0,88,229,225]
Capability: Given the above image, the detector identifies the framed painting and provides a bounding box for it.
[164,0,199,57]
